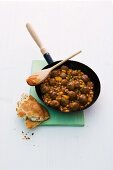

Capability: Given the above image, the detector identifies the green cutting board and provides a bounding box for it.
[30,60,84,126]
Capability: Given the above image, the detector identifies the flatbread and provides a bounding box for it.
[16,94,49,128]
[25,119,41,129]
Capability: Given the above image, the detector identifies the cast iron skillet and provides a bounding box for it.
[35,56,101,112]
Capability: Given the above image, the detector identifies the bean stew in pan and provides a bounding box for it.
[40,65,94,112]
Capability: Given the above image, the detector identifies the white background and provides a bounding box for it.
[0,1,113,170]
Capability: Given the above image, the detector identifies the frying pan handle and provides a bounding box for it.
[43,53,54,64]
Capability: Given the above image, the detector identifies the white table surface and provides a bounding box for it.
[0,1,113,170]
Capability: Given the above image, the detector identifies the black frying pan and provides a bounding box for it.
[35,56,101,112]
[26,23,101,112]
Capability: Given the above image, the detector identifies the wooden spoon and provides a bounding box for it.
[26,50,82,86]
[26,23,53,64]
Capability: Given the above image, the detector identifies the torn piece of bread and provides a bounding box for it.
[25,119,41,129]
[16,94,49,129]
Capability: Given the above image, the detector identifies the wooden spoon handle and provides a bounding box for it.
[50,50,82,71]
[26,23,47,55]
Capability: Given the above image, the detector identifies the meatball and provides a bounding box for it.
[81,75,89,82]
[50,100,60,108]
[49,91,57,99]
[62,79,68,86]
[71,70,78,76]
[49,78,56,85]
[61,65,68,70]
[68,91,77,99]
[60,72,67,78]
[67,81,75,90]
[74,80,80,88]
[69,102,80,111]
[50,70,58,77]
[61,97,69,106]
[41,85,50,94]
[80,86,89,94]
[79,94,87,104]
